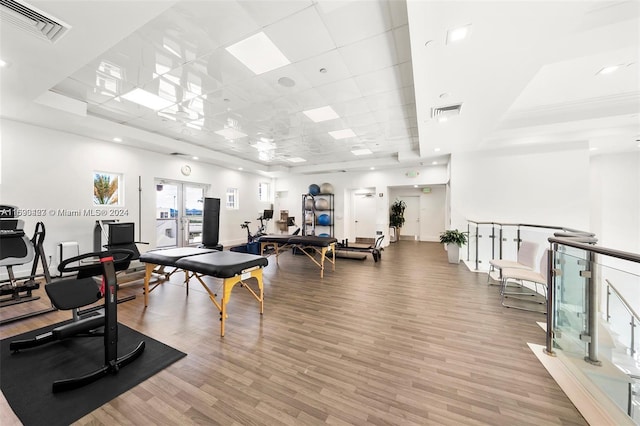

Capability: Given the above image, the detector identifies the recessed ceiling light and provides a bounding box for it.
[351,148,372,156]
[238,167,243,171]
[597,65,623,75]
[432,161,438,165]
[303,106,339,122]
[413,185,418,188]
[329,129,356,139]
[370,167,375,170]
[287,157,306,163]
[0,59,8,68]
[215,127,248,139]
[319,68,327,73]
[434,147,441,152]
[589,147,598,151]
[424,40,433,47]
[112,137,122,142]
[446,24,472,44]
[226,32,290,75]
[192,156,199,160]
[121,88,174,110]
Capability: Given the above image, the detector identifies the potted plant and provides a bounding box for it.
[439,229,468,264]
[389,199,406,242]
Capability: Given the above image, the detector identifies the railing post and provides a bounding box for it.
[545,245,556,356]
[631,316,636,357]
[606,284,611,322]
[467,222,470,262]
[475,227,479,271]
[585,250,601,365]
[499,226,503,260]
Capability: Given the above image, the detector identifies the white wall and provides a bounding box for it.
[0,119,273,274]
[274,166,449,244]
[450,146,591,232]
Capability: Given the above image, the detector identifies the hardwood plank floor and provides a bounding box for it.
[1,241,587,425]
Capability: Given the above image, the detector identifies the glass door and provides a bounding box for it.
[155,180,206,247]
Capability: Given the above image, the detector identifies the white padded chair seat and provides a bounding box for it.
[489,259,532,270]
[500,267,545,284]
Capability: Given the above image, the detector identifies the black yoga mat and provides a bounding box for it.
[1,322,186,426]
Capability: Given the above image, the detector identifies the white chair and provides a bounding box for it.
[500,249,549,313]
[487,241,539,283]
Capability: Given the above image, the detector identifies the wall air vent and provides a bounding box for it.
[0,0,70,43]
[431,103,463,120]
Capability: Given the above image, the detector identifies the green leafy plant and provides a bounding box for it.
[439,229,468,247]
[389,199,406,228]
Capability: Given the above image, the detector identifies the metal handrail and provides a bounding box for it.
[548,237,640,263]
[606,278,639,358]
[607,279,640,324]
[467,220,589,234]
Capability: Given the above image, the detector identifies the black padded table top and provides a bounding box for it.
[175,251,268,278]
[139,247,215,266]
[256,235,295,243]
[288,235,337,246]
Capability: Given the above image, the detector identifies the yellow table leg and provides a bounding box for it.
[143,263,156,307]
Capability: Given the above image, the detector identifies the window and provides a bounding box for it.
[258,182,271,202]
[226,188,238,209]
[93,171,123,205]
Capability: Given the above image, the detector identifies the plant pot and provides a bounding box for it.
[446,243,460,264]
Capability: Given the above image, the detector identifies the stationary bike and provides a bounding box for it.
[240,210,272,243]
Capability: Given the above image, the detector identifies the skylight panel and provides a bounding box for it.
[303,106,339,122]
[226,32,290,75]
[329,129,356,139]
[121,88,174,110]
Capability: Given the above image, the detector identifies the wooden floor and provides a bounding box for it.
[1,241,587,425]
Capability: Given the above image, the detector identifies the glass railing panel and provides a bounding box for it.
[520,226,556,255]
[476,223,495,272]
[466,222,478,267]
[553,248,589,358]
[499,225,520,262]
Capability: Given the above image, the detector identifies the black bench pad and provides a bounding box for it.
[288,236,337,247]
[256,235,295,244]
[139,247,215,267]
[175,251,268,278]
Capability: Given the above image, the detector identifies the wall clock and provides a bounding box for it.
[181,165,192,176]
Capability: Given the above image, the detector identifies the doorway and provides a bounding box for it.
[399,196,420,240]
[155,180,207,247]
[353,191,377,240]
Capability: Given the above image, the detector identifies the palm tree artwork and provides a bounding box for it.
[93,173,119,205]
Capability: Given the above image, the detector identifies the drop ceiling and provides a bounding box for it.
[1,0,638,176]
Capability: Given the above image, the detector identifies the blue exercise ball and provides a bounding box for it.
[308,184,320,195]
[317,214,331,226]
[318,233,330,238]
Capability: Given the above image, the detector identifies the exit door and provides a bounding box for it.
[399,196,419,240]
[155,180,207,247]
[354,192,377,239]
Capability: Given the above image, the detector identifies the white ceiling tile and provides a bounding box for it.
[176,1,261,47]
[355,66,399,96]
[293,50,352,87]
[317,0,394,47]
[314,78,362,104]
[339,31,398,76]
[332,98,371,118]
[266,6,336,63]
[238,0,313,28]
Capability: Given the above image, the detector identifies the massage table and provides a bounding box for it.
[257,235,337,278]
[139,247,268,336]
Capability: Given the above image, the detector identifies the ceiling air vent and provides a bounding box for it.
[0,0,70,43]
[431,103,463,120]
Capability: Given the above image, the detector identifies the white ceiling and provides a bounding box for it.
[1,0,638,177]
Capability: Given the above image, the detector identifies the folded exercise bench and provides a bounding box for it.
[257,234,337,278]
[139,248,268,336]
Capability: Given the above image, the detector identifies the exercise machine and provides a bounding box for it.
[1,205,55,324]
[10,249,145,392]
[241,209,273,243]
